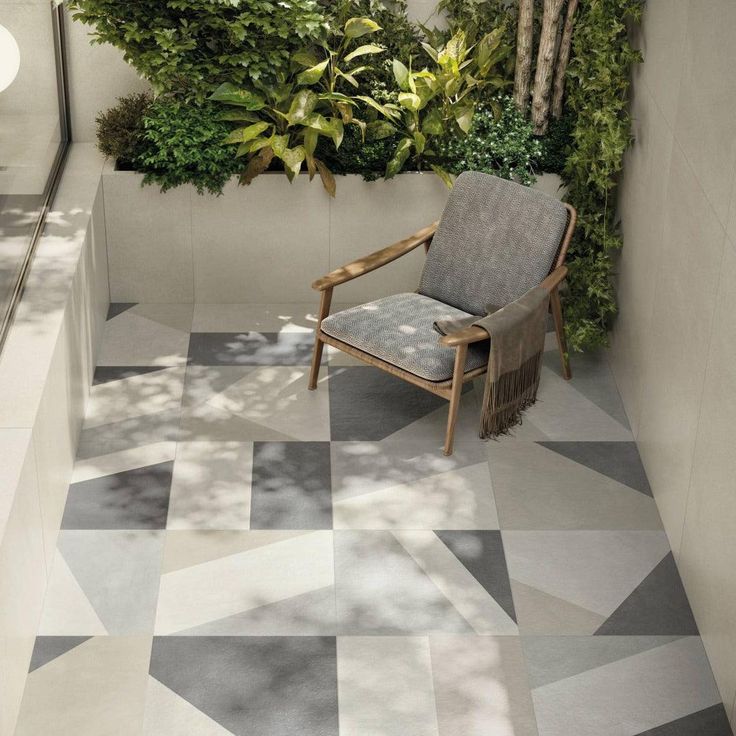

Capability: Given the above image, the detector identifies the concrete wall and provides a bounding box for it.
[610,0,736,727]
[0,145,109,736]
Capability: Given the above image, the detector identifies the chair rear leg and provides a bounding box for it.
[308,287,333,391]
[550,286,572,380]
[444,344,468,455]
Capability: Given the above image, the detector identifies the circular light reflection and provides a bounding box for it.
[0,25,21,93]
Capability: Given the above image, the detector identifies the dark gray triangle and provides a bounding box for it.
[106,302,137,320]
[435,530,516,623]
[633,704,734,735]
[538,441,652,496]
[93,366,168,385]
[29,636,92,672]
[596,553,699,635]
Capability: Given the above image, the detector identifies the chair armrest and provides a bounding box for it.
[311,222,438,291]
[438,266,569,347]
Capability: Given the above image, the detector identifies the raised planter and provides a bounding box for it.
[101,165,564,304]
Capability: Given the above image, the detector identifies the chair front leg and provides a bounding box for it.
[444,343,468,455]
[549,285,572,380]
[308,287,333,391]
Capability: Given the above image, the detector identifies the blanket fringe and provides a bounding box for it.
[479,350,543,438]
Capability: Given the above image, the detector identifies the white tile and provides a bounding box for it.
[337,636,440,736]
[192,303,320,333]
[192,176,330,303]
[104,172,194,302]
[168,441,252,530]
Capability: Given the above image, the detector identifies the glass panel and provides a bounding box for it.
[0,1,67,338]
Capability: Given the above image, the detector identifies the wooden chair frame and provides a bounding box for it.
[308,204,577,455]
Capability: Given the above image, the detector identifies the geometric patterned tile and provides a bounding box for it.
[167,441,252,530]
[335,530,517,635]
[430,634,538,736]
[528,636,723,736]
[61,460,172,530]
[191,303,320,333]
[154,531,335,635]
[633,704,734,735]
[28,637,92,673]
[14,636,152,736]
[180,365,330,441]
[331,441,497,530]
[488,441,662,530]
[145,636,338,736]
[98,303,192,366]
[39,531,164,636]
[503,531,675,634]
[250,441,332,529]
[187,331,316,366]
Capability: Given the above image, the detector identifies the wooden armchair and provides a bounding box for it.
[308,171,577,455]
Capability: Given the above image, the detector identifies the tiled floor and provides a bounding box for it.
[14,302,735,736]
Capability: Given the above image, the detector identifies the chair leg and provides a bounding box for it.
[308,288,333,391]
[444,343,468,456]
[550,286,572,381]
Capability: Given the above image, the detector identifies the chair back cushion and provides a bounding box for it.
[418,171,569,315]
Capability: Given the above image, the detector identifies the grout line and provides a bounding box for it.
[100,166,113,308]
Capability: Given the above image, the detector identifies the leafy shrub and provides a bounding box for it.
[535,111,575,175]
[315,124,400,181]
[436,95,541,185]
[134,100,242,195]
[95,92,151,167]
[65,0,327,101]
[561,0,643,351]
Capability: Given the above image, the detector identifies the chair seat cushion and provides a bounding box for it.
[320,293,489,382]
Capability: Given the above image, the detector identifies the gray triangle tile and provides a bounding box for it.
[29,636,92,672]
[523,635,684,689]
[435,530,516,622]
[93,366,169,385]
[596,553,699,635]
[106,302,137,321]
[633,704,734,735]
[537,441,652,496]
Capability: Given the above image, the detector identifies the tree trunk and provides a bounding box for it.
[551,0,578,119]
[531,0,565,134]
[512,0,534,113]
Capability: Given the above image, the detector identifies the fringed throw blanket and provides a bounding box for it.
[434,286,550,437]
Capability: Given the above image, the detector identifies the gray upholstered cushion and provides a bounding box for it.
[419,171,569,315]
[320,293,489,381]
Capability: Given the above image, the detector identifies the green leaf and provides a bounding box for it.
[344,44,385,63]
[219,110,260,122]
[413,131,426,154]
[292,49,320,67]
[209,83,265,110]
[421,108,444,136]
[271,134,290,157]
[344,17,381,39]
[392,59,410,91]
[453,105,474,134]
[286,89,318,125]
[398,92,421,111]
[223,121,270,145]
[315,158,336,197]
[356,95,401,121]
[281,145,306,181]
[303,127,319,156]
[296,59,329,86]
[430,164,454,189]
[366,120,397,141]
[385,137,413,179]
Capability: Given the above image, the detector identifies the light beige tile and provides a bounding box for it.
[678,241,736,713]
[0,433,46,736]
[337,636,440,736]
[634,0,688,127]
[672,0,736,225]
[104,172,194,302]
[611,86,674,435]
[192,303,320,333]
[14,636,151,736]
[635,145,726,556]
[192,176,330,303]
[167,441,252,530]
[328,173,448,303]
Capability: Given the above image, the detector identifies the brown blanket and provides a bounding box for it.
[434,286,550,437]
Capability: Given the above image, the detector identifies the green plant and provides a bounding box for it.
[135,99,242,195]
[95,92,152,166]
[561,0,643,351]
[65,0,327,101]
[315,124,401,180]
[212,16,391,194]
[436,95,541,185]
[382,26,512,183]
[535,110,575,174]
